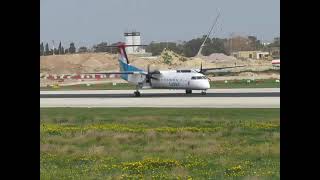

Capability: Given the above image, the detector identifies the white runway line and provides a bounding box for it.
[40,88,280,108]
[40,88,280,94]
[40,97,279,108]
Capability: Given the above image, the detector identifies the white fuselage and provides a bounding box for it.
[127,70,210,90]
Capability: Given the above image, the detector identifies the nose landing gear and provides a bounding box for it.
[201,90,207,95]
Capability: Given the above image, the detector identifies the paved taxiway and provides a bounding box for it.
[40,88,279,108]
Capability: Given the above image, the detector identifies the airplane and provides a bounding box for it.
[86,43,243,97]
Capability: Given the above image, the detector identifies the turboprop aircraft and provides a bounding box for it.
[87,43,242,97]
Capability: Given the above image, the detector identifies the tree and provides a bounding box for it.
[267,37,280,58]
[145,36,229,57]
[206,38,227,55]
[248,36,257,50]
[247,36,265,51]
[45,43,49,56]
[58,42,62,54]
[49,49,54,55]
[78,46,88,53]
[270,37,280,47]
[146,42,183,56]
[93,42,109,52]
[54,48,59,55]
[225,36,252,53]
[69,42,76,54]
[183,36,206,57]
[61,46,65,55]
[107,42,121,54]
[40,42,44,56]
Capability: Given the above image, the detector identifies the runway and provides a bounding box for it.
[40,88,280,108]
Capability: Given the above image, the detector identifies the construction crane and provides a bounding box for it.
[196,11,221,57]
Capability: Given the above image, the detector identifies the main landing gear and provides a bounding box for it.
[186,89,192,94]
[186,89,207,95]
[134,91,141,97]
[134,85,141,97]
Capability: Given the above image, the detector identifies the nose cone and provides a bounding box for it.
[203,80,210,89]
[196,80,210,89]
[190,79,210,89]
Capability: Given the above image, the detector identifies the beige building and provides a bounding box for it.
[232,51,271,60]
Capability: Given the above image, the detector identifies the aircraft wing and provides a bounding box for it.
[196,65,245,74]
[202,65,245,71]
[84,71,147,75]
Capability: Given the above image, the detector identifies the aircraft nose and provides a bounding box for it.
[200,80,210,89]
[204,80,210,89]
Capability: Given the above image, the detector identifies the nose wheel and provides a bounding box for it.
[201,90,207,95]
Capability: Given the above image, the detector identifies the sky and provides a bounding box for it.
[40,0,280,47]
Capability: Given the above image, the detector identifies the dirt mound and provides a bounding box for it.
[239,72,257,77]
[159,49,187,65]
[204,53,237,62]
[40,51,276,76]
[130,49,195,70]
[40,53,118,74]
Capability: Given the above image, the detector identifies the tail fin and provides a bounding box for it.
[118,43,129,65]
[116,43,143,80]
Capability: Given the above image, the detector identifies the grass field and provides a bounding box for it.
[40,108,280,179]
[40,79,280,90]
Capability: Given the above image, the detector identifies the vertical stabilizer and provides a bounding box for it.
[116,43,143,80]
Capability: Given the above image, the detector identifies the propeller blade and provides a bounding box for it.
[146,64,154,86]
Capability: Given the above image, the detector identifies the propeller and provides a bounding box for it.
[146,64,159,86]
[199,62,212,82]
[198,62,204,74]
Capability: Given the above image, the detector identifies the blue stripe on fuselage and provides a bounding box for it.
[118,60,143,80]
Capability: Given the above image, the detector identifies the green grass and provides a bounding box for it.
[40,108,280,179]
[40,79,280,90]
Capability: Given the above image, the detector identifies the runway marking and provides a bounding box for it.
[40,92,279,98]
[40,89,280,108]
[40,97,279,108]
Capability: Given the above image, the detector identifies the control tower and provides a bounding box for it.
[124,32,145,54]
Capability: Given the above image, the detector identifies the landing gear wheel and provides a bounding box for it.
[186,89,192,94]
[201,91,207,95]
[134,91,141,97]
